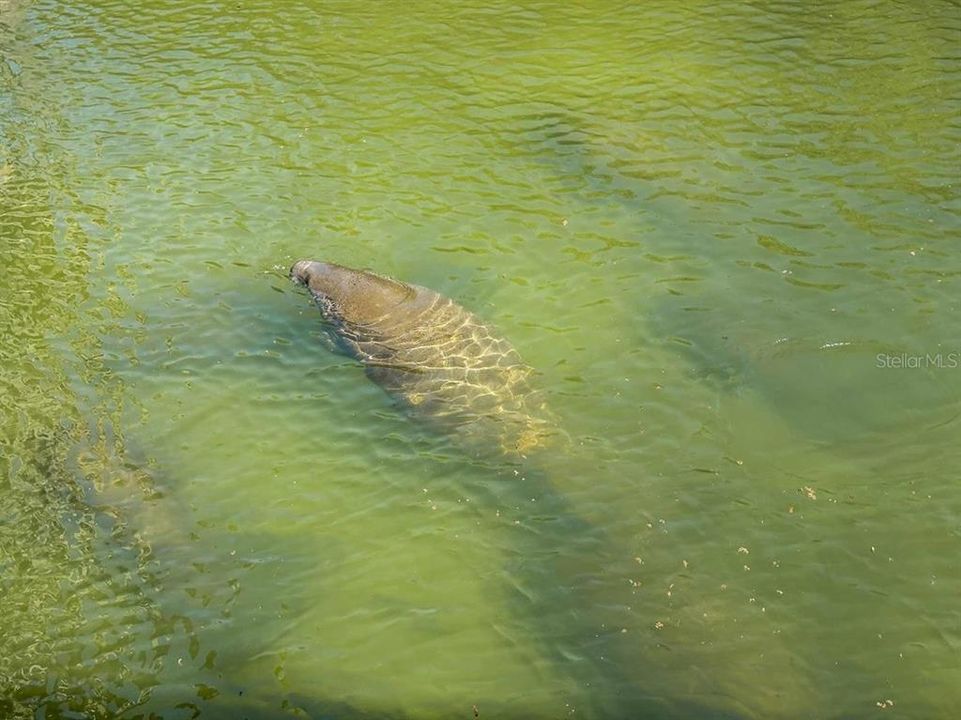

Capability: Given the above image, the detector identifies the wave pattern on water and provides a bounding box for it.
[2,0,960,717]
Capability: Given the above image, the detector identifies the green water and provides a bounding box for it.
[2,0,960,718]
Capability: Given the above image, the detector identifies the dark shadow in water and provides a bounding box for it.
[449,454,751,720]
[170,438,750,720]
[106,275,754,719]
[259,320,750,718]
[648,300,961,445]
[518,106,961,448]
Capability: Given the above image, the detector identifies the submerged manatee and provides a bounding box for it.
[290,260,553,455]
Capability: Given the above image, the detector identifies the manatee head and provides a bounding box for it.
[290,260,414,326]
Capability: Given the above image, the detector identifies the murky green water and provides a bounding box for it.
[2,1,960,718]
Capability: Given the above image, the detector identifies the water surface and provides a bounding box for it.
[1,1,960,718]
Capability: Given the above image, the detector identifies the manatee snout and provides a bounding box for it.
[289,259,315,286]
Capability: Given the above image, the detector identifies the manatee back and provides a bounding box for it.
[336,279,553,455]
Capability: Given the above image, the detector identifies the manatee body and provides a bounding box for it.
[290,260,551,455]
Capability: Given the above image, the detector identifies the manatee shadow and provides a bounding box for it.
[252,404,751,719]
[89,259,806,719]
[260,259,766,718]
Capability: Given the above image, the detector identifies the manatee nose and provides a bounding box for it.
[290,260,313,285]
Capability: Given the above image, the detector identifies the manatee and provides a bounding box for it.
[289,260,552,455]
